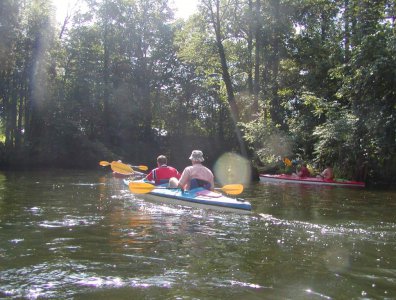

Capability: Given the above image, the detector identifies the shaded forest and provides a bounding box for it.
[0,0,395,186]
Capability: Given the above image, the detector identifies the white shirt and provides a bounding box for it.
[178,163,214,190]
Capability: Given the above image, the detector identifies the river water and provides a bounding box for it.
[0,169,395,299]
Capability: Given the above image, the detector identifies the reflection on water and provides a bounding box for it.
[0,170,395,299]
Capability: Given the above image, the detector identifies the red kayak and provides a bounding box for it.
[259,174,365,188]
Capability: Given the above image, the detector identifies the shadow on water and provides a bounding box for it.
[0,170,395,299]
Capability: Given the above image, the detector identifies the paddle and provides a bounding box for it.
[215,184,244,195]
[99,160,134,175]
[110,161,134,175]
[128,182,244,195]
[132,165,148,171]
[99,161,148,171]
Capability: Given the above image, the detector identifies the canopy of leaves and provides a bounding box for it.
[0,0,394,186]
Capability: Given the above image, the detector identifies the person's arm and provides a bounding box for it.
[320,169,328,179]
[145,170,154,182]
[209,170,215,191]
[178,168,190,190]
[209,177,215,191]
[171,167,181,179]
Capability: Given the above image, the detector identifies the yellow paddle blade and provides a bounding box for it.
[129,182,155,194]
[134,165,148,171]
[283,157,292,167]
[111,161,134,175]
[101,161,148,172]
[219,184,244,195]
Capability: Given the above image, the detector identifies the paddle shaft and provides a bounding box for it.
[99,161,148,172]
[129,182,243,195]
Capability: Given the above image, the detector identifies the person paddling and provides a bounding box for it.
[318,163,334,180]
[297,163,311,177]
[169,150,214,191]
[145,155,180,185]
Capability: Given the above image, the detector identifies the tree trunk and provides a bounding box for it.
[103,17,111,143]
[206,0,246,156]
[253,0,261,116]
[247,0,254,97]
[343,0,350,62]
[269,0,282,127]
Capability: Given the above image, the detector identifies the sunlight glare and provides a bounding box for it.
[171,0,198,19]
[53,0,79,23]
[213,152,251,186]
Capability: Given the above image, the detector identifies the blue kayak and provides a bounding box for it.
[124,180,252,212]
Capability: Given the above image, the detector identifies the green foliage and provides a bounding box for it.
[313,109,358,176]
[0,0,394,185]
[241,110,293,168]
[334,26,396,183]
[175,17,219,70]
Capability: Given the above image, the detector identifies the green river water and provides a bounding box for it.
[0,169,395,299]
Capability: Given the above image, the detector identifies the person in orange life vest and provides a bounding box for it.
[297,163,311,177]
[145,155,180,185]
[170,150,214,191]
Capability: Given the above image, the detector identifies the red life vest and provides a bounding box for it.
[146,165,181,185]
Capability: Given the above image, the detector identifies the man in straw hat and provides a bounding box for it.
[169,150,214,190]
